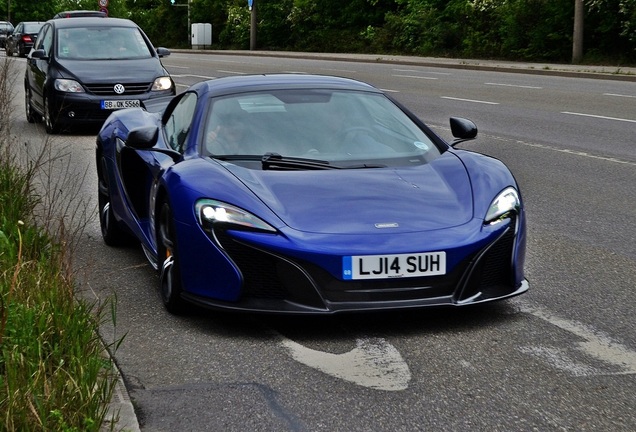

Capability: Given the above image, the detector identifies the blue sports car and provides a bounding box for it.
[96,74,528,314]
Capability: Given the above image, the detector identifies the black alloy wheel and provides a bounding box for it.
[97,153,132,246]
[24,88,41,123]
[158,200,188,314]
[44,96,61,134]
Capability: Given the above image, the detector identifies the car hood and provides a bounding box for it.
[223,153,474,234]
[56,57,167,83]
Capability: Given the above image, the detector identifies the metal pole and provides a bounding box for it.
[250,0,256,51]
[572,0,584,63]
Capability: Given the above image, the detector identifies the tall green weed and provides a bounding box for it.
[0,56,117,431]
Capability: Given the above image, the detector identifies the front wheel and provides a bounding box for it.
[44,96,61,134]
[158,201,188,314]
[97,153,133,246]
[25,88,41,123]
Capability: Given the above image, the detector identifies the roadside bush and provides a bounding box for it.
[0,57,117,432]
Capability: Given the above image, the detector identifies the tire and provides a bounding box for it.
[5,45,12,57]
[24,88,41,123]
[44,96,61,134]
[158,200,188,314]
[97,153,133,246]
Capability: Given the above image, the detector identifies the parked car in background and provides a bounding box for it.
[0,21,14,48]
[24,17,174,134]
[6,21,45,57]
[53,10,107,19]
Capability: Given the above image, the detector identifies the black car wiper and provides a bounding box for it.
[342,163,388,169]
[261,153,341,171]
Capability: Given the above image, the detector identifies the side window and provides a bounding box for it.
[35,25,52,54]
[164,92,198,153]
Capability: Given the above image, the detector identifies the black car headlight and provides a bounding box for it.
[485,187,520,225]
[195,199,276,233]
[152,77,173,91]
[54,79,84,93]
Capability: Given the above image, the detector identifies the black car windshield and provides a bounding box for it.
[202,89,442,167]
[56,26,152,60]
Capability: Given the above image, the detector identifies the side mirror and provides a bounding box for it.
[29,49,48,60]
[156,47,171,58]
[127,126,159,149]
[449,117,477,146]
[126,126,182,161]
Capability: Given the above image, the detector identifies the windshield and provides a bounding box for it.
[57,26,152,60]
[202,89,441,167]
[24,23,43,33]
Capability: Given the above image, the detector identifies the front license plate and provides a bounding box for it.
[343,252,446,280]
[101,100,141,110]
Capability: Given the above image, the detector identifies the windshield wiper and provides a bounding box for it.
[342,163,388,169]
[261,153,340,171]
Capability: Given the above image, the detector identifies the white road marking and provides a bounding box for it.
[520,303,636,375]
[169,74,216,80]
[603,93,636,98]
[393,68,450,75]
[217,70,248,75]
[431,126,636,167]
[321,68,357,74]
[441,96,499,105]
[279,336,411,391]
[485,82,542,89]
[518,346,601,376]
[562,111,636,123]
[393,74,438,80]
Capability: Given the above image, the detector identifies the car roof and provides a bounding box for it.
[48,17,139,30]
[195,74,380,97]
[53,10,107,19]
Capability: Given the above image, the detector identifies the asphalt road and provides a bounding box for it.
[4,50,636,431]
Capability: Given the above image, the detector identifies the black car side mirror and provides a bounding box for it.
[29,49,48,60]
[156,47,171,58]
[449,117,478,146]
[127,126,159,149]
[127,126,182,161]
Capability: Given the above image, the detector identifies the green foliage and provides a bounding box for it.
[3,0,636,62]
[1,58,117,431]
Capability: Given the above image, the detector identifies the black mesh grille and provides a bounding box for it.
[214,219,518,310]
[458,219,516,301]
[84,82,152,96]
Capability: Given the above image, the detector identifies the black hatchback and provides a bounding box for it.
[24,17,175,134]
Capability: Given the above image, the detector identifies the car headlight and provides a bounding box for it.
[54,79,84,93]
[196,199,276,233]
[485,187,520,225]
[152,76,173,91]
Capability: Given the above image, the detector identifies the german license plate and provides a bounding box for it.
[101,100,141,110]
[343,252,446,280]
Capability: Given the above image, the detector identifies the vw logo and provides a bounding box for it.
[113,84,126,94]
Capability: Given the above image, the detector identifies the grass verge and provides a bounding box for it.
[0,57,118,431]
